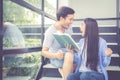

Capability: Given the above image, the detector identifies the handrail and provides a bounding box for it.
[3,46,42,55]
[74,17,120,21]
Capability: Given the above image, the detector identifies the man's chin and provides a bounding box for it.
[65,27,69,29]
[65,26,70,29]
[63,26,68,29]
[62,25,70,29]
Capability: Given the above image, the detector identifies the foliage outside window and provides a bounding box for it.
[3,0,41,25]
[3,0,41,48]
[45,0,57,17]
[3,1,42,79]
[24,0,42,9]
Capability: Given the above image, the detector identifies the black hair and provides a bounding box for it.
[83,18,99,71]
[56,6,75,21]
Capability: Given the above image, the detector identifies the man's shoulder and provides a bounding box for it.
[45,25,56,34]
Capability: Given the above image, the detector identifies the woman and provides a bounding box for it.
[67,18,112,80]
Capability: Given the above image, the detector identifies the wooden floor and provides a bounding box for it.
[40,77,62,80]
[4,76,62,80]
[3,76,32,80]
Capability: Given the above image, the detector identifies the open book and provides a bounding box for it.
[53,32,80,50]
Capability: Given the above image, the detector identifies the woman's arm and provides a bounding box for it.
[101,39,112,67]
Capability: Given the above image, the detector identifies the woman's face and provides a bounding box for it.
[80,22,86,36]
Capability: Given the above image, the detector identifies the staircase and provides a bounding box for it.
[39,24,120,80]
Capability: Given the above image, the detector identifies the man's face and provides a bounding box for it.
[60,14,74,29]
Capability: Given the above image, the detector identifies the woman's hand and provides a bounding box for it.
[105,48,112,57]
[65,44,78,53]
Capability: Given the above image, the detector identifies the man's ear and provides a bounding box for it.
[60,16,64,21]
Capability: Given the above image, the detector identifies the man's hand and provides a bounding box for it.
[105,48,112,57]
[56,50,64,60]
[65,44,73,52]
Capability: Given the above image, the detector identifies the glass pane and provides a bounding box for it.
[44,17,56,31]
[3,52,42,80]
[24,0,42,9]
[45,0,57,17]
[3,0,42,49]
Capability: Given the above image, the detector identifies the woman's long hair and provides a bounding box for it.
[83,18,99,71]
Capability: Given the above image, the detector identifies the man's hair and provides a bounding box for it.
[56,6,75,21]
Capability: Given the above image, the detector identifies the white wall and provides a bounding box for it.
[118,0,120,28]
[58,0,118,26]
[58,0,117,19]
[58,0,69,8]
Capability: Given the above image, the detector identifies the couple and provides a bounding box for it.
[42,6,112,80]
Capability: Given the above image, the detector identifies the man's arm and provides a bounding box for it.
[42,46,64,60]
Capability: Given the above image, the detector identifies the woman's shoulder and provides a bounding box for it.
[99,37,107,48]
[79,38,84,42]
[99,37,107,43]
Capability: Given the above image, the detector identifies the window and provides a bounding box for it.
[3,0,42,49]
[2,0,57,80]
[44,0,57,17]
[24,0,42,9]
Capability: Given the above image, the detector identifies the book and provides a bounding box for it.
[53,32,80,51]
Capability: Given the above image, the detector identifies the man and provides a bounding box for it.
[42,6,75,80]
[3,22,25,69]
[3,22,25,48]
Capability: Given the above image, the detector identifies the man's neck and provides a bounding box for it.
[55,22,65,33]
